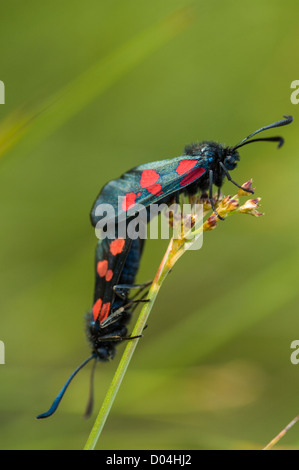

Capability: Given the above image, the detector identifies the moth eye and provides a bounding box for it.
[224,155,237,170]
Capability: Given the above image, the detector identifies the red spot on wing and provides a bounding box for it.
[100,302,111,323]
[110,238,125,256]
[140,170,163,197]
[93,298,102,321]
[105,269,113,282]
[176,160,197,175]
[92,299,111,322]
[147,183,162,195]
[179,167,205,186]
[140,170,160,188]
[122,192,137,211]
[97,260,108,278]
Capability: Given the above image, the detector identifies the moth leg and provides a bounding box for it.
[113,281,152,300]
[100,298,150,329]
[129,281,152,301]
[209,170,224,220]
[98,333,142,342]
[99,307,127,328]
[217,187,222,201]
[219,162,254,194]
[130,291,151,314]
[114,280,152,293]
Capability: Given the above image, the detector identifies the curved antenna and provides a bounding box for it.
[36,354,96,419]
[233,115,293,150]
[83,357,97,419]
[234,136,285,150]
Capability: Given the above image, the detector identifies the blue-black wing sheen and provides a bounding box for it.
[90,154,208,227]
[92,236,132,323]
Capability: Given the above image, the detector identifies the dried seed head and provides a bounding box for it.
[238,198,263,217]
[237,179,255,197]
[216,195,239,218]
[170,180,262,250]
[203,213,218,231]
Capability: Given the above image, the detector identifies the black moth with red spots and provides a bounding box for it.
[86,235,147,363]
[37,231,148,419]
[91,115,292,222]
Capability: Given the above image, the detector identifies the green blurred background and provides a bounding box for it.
[0,0,298,450]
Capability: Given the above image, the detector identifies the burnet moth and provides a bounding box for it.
[37,234,149,419]
[91,115,293,224]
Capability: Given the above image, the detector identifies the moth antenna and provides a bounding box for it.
[233,115,293,150]
[36,354,96,419]
[83,357,97,419]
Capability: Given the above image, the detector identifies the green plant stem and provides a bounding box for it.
[83,240,173,450]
